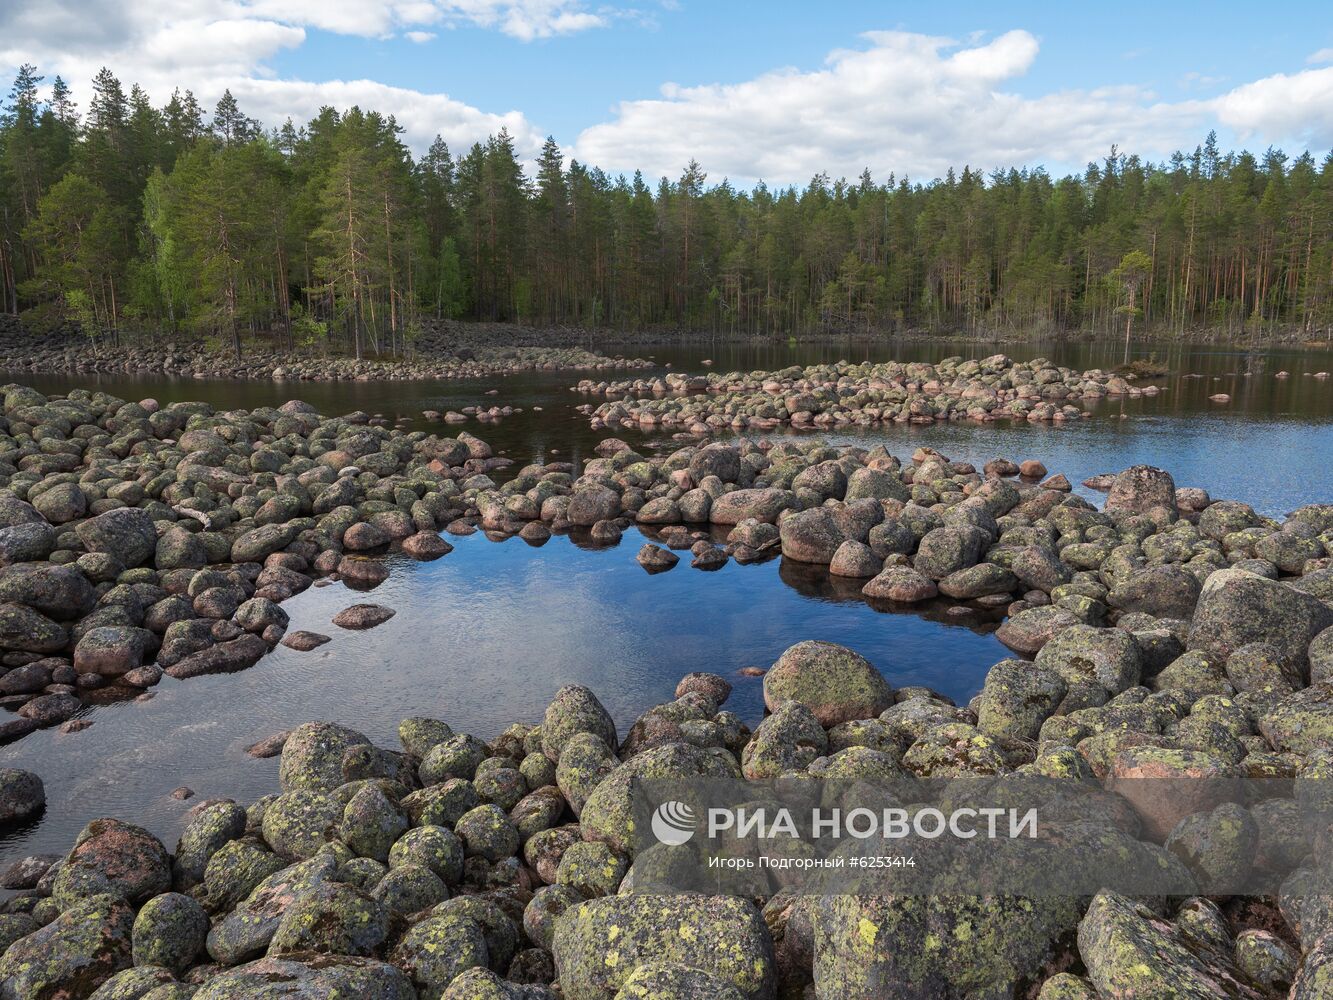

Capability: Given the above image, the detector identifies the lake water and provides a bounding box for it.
[1,336,1330,865]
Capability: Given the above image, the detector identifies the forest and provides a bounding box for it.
[1,64,1331,355]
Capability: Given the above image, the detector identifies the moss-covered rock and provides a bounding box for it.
[278,722,372,792]
[976,659,1067,740]
[390,912,488,996]
[260,790,342,860]
[53,818,171,908]
[191,955,417,999]
[541,686,618,763]
[0,892,134,999]
[762,641,892,726]
[132,892,208,974]
[1188,568,1333,671]
[266,881,389,957]
[205,854,338,965]
[613,962,747,1000]
[87,966,177,999]
[812,892,1081,1000]
[174,801,246,888]
[1077,890,1263,999]
[552,894,774,1000]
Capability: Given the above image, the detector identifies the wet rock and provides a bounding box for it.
[763,640,891,726]
[402,531,452,559]
[0,767,44,825]
[332,603,396,630]
[163,633,268,679]
[281,630,330,651]
[73,625,155,676]
[18,691,81,726]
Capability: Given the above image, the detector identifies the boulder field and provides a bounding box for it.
[575,354,1164,433]
[0,382,1331,995]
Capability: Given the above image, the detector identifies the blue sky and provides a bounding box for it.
[3,0,1332,185]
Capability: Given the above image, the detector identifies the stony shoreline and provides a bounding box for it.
[574,355,1164,434]
[0,382,1332,996]
[0,316,654,382]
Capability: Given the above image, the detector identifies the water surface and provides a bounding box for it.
[1,336,1330,865]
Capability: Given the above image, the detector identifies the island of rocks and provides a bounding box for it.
[0,317,651,382]
[574,354,1163,433]
[1,381,1332,996]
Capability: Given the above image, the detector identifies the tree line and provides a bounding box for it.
[2,64,1331,356]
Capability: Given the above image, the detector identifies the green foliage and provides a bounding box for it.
[2,67,1332,348]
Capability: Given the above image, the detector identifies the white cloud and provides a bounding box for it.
[232,76,543,153]
[1213,65,1333,148]
[573,30,1209,184]
[0,1,557,158]
[572,30,1333,186]
[1307,47,1333,65]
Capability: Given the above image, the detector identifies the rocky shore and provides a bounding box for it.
[1,382,1333,996]
[0,316,652,382]
[574,355,1164,434]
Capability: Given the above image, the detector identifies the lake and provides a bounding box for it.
[1,335,1330,865]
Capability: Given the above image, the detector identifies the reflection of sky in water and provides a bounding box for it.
[0,337,1329,863]
[0,527,1007,863]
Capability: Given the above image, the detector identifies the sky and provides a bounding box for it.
[2,0,1332,187]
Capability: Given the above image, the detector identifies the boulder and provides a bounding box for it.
[553,894,775,1000]
[763,640,892,726]
[1077,890,1263,999]
[0,893,134,1000]
[1188,568,1333,671]
[76,508,158,568]
[1105,466,1178,517]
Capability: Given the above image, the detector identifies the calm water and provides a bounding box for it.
[1,336,1330,864]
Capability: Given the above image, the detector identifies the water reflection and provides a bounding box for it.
[0,525,1009,865]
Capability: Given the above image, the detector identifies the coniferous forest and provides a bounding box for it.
[2,64,1332,355]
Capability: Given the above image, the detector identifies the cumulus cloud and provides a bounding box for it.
[572,30,1217,184]
[1213,65,1333,149]
[0,0,564,157]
